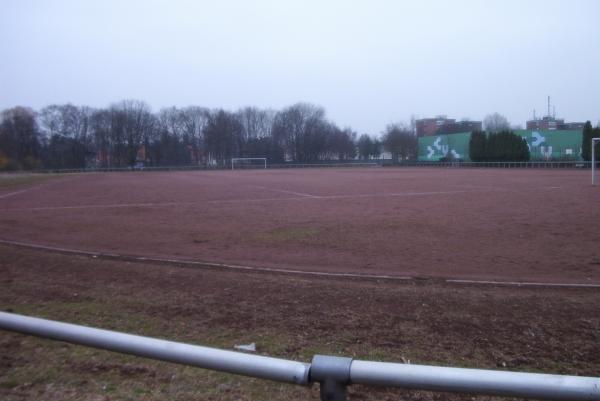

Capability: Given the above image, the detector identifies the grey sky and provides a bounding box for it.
[1,0,598,134]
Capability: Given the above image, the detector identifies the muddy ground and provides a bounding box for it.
[1,168,599,284]
[1,245,599,401]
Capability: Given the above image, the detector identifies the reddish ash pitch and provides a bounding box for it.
[0,167,599,284]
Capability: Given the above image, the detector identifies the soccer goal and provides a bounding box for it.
[593,137,600,185]
[231,158,267,170]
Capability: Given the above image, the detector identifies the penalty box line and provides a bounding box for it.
[247,185,320,198]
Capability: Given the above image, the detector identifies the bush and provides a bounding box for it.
[469,130,529,162]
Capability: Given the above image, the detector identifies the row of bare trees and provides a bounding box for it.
[0,101,420,170]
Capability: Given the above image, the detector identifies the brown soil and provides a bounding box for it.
[1,168,599,284]
[1,244,599,401]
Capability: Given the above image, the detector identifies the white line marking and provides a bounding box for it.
[248,185,320,198]
[0,238,411,281]
[317,189,478,200]
[0,238,598,288]
[446,279,600,288]
[0,174,84,200]
[0,189,29,199]
[0,186,566,213]
[0,201,198,212]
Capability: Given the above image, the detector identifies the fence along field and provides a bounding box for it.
[1,166,600,400]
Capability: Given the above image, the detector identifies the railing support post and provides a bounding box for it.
[310,355,353,401]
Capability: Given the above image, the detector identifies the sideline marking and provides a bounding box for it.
[446,279,600,288]
[0,189,30,199]
[1,238,598,288]
[0,238,411,281]
[0,201,198,212]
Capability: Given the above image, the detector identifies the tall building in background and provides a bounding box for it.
[416,116,482,137]
[526,96,585,131]
[526,116,585,131]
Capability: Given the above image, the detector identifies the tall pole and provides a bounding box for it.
[593,138,596,185]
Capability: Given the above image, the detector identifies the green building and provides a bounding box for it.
[417,130,583,161]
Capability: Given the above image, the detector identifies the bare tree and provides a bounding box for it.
[0,107,42,169]
[328,126,356,160]
[180,106,209,164]
[108,100,155,167]
[89,109,112,167]
[382,123,417,162]
[272,103,329,162]
[357,134,373,160]
[38,104,93,168]
[483,113,510,133]
[203,109,244,167]
[236,107,275,141]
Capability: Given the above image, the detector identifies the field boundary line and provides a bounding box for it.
[0,201,198,212]
[2,238,599,288]
[446,279,600,288]
[0,238,411,281]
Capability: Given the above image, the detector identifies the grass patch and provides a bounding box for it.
[2,244,600,401]
[0,173,63,191]
[0,380,19,389]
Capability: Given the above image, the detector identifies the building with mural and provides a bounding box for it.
[418,130,583,162]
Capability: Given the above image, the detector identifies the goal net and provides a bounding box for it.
[231,158,267,170]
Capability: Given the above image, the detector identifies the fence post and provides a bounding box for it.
[311,355,353,401]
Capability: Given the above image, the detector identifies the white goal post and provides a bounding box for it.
[231,157,267,170]
[593,137,600,185]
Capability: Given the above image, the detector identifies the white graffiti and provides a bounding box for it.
[531,131,546,147]
[427,146,435,158]
[426,137,461,159]
[427,137,443,158]
[540,146,553,159]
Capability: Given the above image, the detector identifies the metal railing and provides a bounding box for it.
[1,160,597,174]
[1,312,599,400]
[390,160,594,169]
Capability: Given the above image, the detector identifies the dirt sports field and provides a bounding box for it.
[1,167,600,401]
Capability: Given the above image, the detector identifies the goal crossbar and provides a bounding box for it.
[231,158,267,170]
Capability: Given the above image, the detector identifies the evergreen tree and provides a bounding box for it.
[469,130,487,161]
[485,130,529,162]
[581,121,600,162]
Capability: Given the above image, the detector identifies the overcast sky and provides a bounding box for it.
[1,0,599,134]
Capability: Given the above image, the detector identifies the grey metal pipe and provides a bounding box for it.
[0,311,309,385]
[3,312,600,400]
[350,360,600,401]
